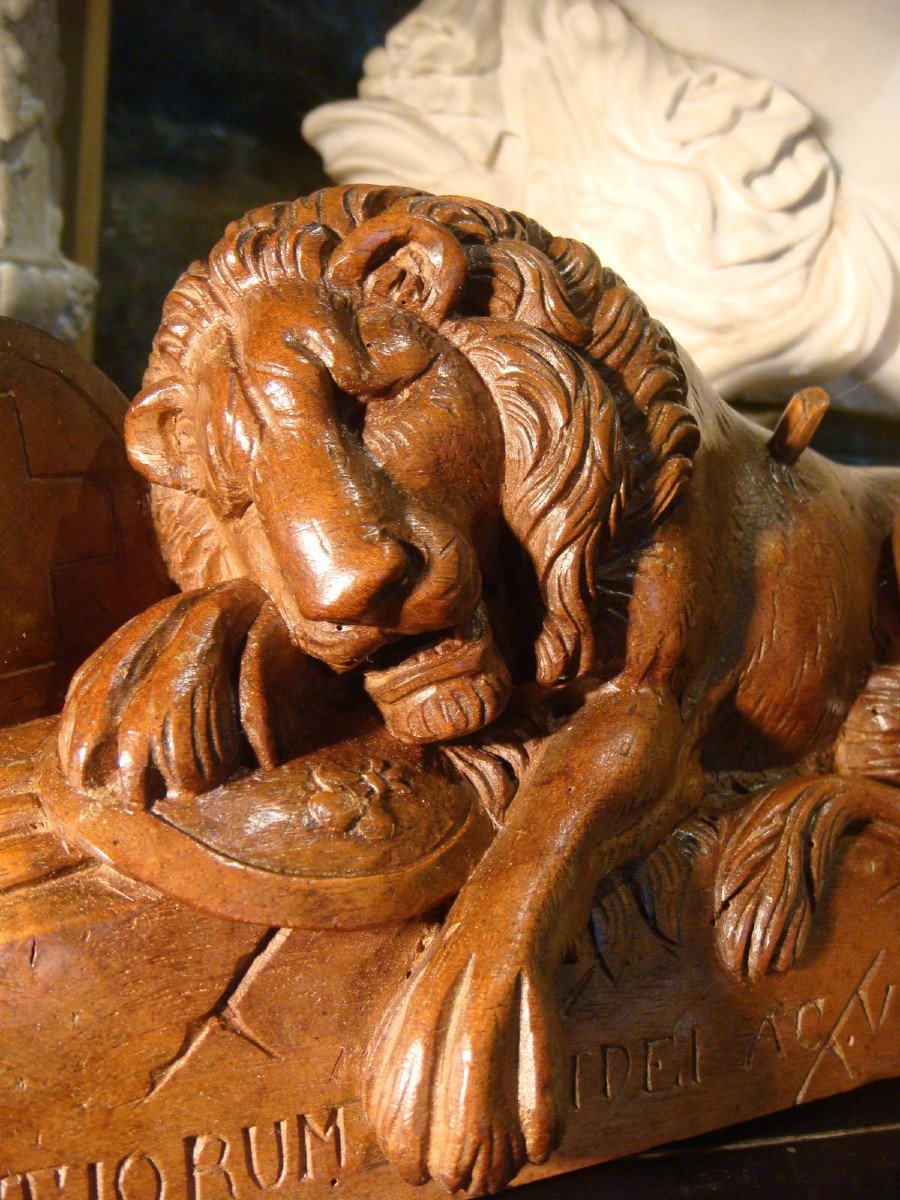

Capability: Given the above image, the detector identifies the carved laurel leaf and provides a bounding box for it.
[629,815,720,946]
[713,775,897,981]
[587,815,720,982]
[834,663,900,785]
[441,709,551,828]
[589,870,635,985]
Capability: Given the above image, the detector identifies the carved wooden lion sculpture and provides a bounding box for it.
[57,185,899,1194]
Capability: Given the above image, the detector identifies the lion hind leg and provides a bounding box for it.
[833,662,900,786]
[714,774,899,982]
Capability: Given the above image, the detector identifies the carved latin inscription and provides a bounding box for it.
[1,1107,360,1200]
[574,1025,702,1103]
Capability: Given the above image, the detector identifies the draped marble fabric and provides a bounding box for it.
[305,0,900,408]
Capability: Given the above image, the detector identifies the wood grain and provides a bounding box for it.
[0,319,171,727]
[0,719,897,1196]
[0,185,896,1195]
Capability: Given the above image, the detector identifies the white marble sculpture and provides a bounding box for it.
[0,0,94,343]
[305,0,900,409]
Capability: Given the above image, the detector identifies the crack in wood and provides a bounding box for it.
[146,926,292,1098]
[795,949,890,1104]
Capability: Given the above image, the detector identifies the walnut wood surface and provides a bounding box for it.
[1,718,897,1197]
[38,718,492,928]
[0,318,171,727]
[0,186,897,1195]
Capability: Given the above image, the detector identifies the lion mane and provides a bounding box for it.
[128,184,700,808]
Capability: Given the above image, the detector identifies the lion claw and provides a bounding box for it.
[364,929,568,1194]
[58,581,264,804]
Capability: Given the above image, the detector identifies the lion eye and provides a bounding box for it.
[203,373,257,516]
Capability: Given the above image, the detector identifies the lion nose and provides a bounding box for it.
[250,420,416,628]
[294,531,413,626]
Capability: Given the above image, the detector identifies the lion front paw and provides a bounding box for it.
[58,581,265,805]
[364,928,568,1195]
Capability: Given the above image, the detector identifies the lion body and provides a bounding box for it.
[622,361,900,774]
[57,184,900,1194]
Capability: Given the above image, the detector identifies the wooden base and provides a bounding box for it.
[1,719,897,1197]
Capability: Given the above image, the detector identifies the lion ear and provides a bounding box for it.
[325,211,466,328]
[125,383,202,493]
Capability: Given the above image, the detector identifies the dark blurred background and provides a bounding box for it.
[95,0,416,397]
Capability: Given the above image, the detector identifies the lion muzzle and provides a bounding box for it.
[364,603,511,743]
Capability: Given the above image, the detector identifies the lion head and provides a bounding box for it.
[125,185,698,747]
